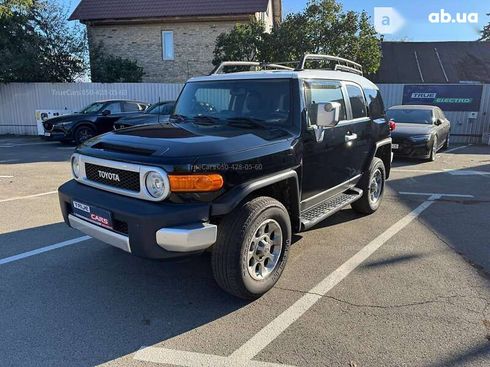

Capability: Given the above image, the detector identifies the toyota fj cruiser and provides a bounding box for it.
[58,54,391,299]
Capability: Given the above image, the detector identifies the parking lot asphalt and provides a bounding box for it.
[0,136,489,367]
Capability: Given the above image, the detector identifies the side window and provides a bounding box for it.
[364,88,385,119]
[346,84,367,119]
[105,102,122,114]
[304,80,347,124]
[123,102,141,112]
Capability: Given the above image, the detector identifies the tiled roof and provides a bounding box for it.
[69,0,270,21]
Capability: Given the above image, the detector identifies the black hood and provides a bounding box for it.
[45,113,94,124]
[78,122,295,165]
[391,123,436,138]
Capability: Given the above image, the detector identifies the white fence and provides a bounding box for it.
[1,82,489,144]
[0,83,183,135]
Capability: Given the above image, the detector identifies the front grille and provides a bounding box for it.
[113,219,129,235]
[85,163,140,192]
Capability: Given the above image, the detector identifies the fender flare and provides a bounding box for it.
[211,169,300,217]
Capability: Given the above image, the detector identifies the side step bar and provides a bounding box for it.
[300,188,363,230]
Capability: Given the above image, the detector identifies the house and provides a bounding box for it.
[372,41,490,84]
[70,0,282,83]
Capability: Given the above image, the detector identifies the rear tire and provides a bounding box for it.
[351,157,386,215]
[211,196,292,300]
[74,125,95,145]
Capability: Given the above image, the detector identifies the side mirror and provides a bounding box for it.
[434,118,442,126]
[102,110,111,116]
[312,102,341,128]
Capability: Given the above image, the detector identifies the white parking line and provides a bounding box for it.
[444,144,470,153]
[0,236,90,265]
[135,195,440,366]
[0,176,14,178]
[399,191,474,198]
[392,169,442,173]
[0,191,58,203]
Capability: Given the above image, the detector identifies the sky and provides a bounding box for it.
[59,0,488,42]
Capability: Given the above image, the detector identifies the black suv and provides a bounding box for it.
[43,99,149,144]
[58,55,391,299]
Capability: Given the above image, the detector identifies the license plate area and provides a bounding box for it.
[44,132,51,137]
[392,143,399,150]
[72,200,113,229]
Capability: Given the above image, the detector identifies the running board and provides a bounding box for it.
[300,188,363,230]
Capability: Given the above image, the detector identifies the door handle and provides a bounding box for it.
[345,133,358,142]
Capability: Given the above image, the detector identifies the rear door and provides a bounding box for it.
[339,82,373,179]
[96,102,124,133]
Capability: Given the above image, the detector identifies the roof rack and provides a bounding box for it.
[211,61,294,75]
[295,54,363,76]
[210,54,363,76]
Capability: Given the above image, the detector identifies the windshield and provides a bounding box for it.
[173,79,292,128]
[386,109,433,124]
[79,102,105,114]
[147,103,174,115]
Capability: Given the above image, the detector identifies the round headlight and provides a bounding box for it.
[71,155,81,179]
[145,171,166,198]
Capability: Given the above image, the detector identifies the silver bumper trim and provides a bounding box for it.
[68,214,131,253]
[156,223,217,252]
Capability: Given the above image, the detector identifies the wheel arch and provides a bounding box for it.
[373,138,392,179]
[211,169,301,232]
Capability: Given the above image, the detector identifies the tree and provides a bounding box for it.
[212,0,382,75]
[212,19,268,66]
[0,0,87,82]
[90,42,145,82]
[480,13,490,41]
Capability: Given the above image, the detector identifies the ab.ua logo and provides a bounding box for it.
[428,9,478,24]
[374,7,405,35]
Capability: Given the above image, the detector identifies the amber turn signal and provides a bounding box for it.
[169,174,224,192]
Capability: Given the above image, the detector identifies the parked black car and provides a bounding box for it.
[43,100,149,144]
[58,55,392,299]
[387,105,451,161]
[113,101,175,130]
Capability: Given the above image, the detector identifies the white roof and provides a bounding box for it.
[188,70,376,88]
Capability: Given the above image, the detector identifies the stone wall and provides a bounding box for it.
[87,20,243,83]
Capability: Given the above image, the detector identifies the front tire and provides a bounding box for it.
[74,125,95,145]
[211,196,292,300]
[428,136,438,161]
[351,157,386,215]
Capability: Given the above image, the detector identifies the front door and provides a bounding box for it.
[301,80,372,208]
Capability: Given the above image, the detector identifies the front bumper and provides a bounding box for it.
[393,141,431,159]
[59,180,217,259]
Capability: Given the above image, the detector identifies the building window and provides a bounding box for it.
[162,31,174,60]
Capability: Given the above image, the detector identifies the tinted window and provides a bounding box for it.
[105,102,122,114]
[346,84,367,119]
[304,80,347,122]
[80,102,104,114]
[174,79,292,127]
[364,88,385,119]
[148,103,174,115]
[123,102,142,112]
[386,109,434,124]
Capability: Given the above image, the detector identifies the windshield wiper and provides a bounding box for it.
[226,117,269,129]
[190,115,224,125]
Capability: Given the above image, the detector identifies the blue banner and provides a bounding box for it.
[402,85,483,112]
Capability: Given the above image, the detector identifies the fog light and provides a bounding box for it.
[71,155,81,179]
[145,171,166,198]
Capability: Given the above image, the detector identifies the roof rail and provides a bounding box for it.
[211,61,294,75]
[296,54,363,76]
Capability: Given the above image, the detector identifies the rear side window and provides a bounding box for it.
[364,88,385,119]
[105,102,122,114]
[346,84,367,119]
[304,80,347,122]
[123,102,142,112]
